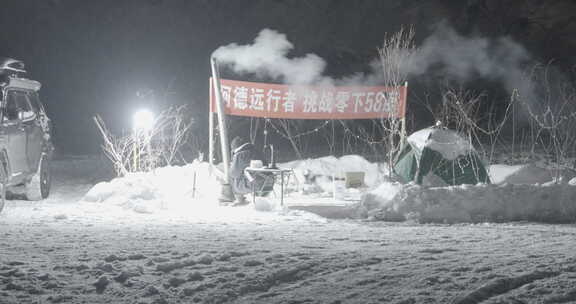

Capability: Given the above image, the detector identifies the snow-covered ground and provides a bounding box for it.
[1,156,576,303]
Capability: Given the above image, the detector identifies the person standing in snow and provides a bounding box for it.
[224,136,268,205]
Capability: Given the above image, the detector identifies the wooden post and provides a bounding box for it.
[210,57,230,182]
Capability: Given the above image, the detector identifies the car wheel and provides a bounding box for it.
[25,155,51,201]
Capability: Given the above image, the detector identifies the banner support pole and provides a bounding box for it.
[210,57,230,184]
[208,80,214,174]
[399,81,408,153]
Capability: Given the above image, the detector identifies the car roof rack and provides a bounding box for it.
[0,58,27,77]
[0,58,41,91]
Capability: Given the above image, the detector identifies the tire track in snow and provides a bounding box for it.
[238,251,384,302]
[544,289,576,303]
[452,270,559,304]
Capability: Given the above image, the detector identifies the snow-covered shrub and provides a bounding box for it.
[516,65,576,181]
[94,105,196,176]
[377,26,417,175]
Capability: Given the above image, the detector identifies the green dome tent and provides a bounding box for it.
[394,127,490,185]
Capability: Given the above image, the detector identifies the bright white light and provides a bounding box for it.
[133,109,155,132]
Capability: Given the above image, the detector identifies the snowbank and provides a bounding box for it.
[78,154,576,224]
[82,161,221,213]
[489,164,575,185]
[361,182,576,223]
[79,161,323,222]
[359,160,576,223]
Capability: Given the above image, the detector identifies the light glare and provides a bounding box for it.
[133,109,154,131]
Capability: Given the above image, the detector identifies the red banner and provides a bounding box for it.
[210,78,406,120]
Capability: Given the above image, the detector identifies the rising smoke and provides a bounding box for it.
[212,29,327,85]
[213,26,534,100]
[212,28,387,86]
[408,23,533,101]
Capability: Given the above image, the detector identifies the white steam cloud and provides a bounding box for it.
[213,26,534,100]
[407,23,533,99]
[212,29,327,85]
[213,29,386,86]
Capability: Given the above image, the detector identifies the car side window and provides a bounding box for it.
[27,91,44,114]
[16,92,34,121]
[4,91,19,121]
[3,90,34,122]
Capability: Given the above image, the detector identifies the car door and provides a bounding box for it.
[23,91,43,172]
[1,90,30,178]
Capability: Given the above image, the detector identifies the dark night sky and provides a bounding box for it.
[1,0,574,154]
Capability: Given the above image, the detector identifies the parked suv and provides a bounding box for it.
[0,58,53,213]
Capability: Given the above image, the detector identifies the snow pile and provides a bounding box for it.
[408,127,473,160]
[82,161,221,214]
[489,164,576,185]
[253,197,277,212]
[281,154,386,194]
[76,153,576,224]
[361,182,576,223]
[359,160,576,223]
[359,182,406,220]
[489,164,575,184]
[78,161,324,222]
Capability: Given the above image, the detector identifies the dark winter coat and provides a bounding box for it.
[229,143,274,194]
[229,142,260,195]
